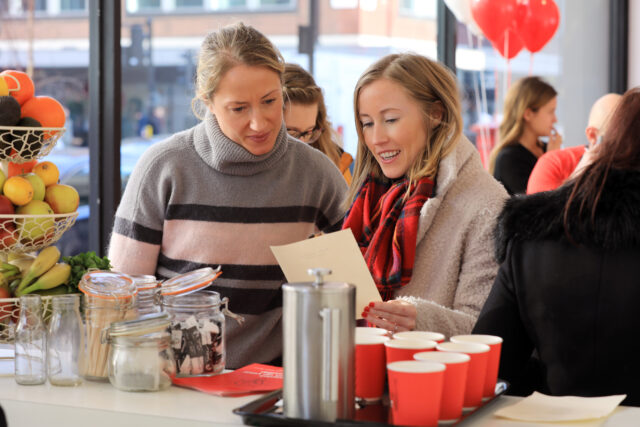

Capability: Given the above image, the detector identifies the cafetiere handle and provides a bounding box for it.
[308,268,332,286]
[320,307,340,403]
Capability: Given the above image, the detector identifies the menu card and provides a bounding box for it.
[495,392,627,422]
[172,363,282,397]
[271,229,382,319]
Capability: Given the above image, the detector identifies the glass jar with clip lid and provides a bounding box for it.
[130,274,161,316]
[103,312,175,392]
[157,266,244,377]
[78,270,138,381]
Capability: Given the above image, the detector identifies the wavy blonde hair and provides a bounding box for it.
[282,63,342,166]
[346,53,462,206]
[192,22,285,117]
[488,76,557,173]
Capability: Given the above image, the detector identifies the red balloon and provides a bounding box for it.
[471,0,519,43]
[491,28,524,59]
[516,0,560,53]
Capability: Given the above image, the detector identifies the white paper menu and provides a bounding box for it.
[270,229,382,319]
[494,392,627,422]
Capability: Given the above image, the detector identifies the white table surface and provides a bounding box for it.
[1,348,639,427]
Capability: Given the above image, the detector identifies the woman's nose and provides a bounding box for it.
[371,124,387,145]
[249,110,268,131]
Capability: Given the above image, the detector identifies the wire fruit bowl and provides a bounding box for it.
[0,212,78,254]
[0,126,66,162]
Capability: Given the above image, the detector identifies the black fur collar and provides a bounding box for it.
[495,169,640,262]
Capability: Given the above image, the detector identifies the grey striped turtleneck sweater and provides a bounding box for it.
[108,112,347,368]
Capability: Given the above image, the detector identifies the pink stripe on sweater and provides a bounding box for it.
[162,219,316,265]
[109,234,161,275]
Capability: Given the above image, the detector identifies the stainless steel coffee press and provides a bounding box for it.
[282,268,355,422]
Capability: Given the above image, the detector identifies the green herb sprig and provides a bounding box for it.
[62,251,112,292]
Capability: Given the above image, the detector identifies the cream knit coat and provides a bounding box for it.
[395,136,508,338]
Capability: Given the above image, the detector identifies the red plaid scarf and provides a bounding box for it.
[342,174,434,301]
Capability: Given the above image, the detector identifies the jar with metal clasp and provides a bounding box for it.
[103,312,175,392]
[156,267,244,377]
[130,274,161,316]
[78,271,138,381]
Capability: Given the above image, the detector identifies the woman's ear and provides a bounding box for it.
[429,102,444,129]
[523,108,534,122]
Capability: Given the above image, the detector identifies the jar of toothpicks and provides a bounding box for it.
[78,271,138,381]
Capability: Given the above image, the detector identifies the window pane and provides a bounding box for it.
[61,0,86,10]
[119,0,439,175]
[176,0,203,8]
[138,0,161,10]
[260,0,292,6]
[1,4,90,256]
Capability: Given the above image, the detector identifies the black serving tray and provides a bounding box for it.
[233,380,509,427]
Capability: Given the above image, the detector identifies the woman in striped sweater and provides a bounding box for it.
[108,22,347,369]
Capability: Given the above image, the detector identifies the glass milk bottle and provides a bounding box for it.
[47,294,84,386]
[14,295,47,385]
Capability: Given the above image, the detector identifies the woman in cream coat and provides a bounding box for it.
[343,53,507,338]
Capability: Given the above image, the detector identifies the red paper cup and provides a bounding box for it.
[414,351,470,422]
[356,326,390,337]
[387,360,445,427]
[384,338,437,364]
[450,334,503,398]
[393,330,445,343]
[355,334,390,401]
[436,341,489,409]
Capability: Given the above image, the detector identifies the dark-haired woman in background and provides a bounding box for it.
[473,87,640,405]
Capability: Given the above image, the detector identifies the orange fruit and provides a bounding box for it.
[3,176,34,206]
[20,96,66,128]
[8,160,38,178]
[0,70,35,106]
[33,161,60,187]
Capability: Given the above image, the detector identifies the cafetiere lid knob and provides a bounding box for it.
[308,268,332,286]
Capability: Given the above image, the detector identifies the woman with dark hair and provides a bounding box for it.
[473,87,640,405]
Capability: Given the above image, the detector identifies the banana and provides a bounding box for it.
[7,252,34,262]
[18,263,71,296]
[16,246,61,294]
[9,257,35,276]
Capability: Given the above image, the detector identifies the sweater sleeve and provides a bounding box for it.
[398,206,502,338]
[108,144,170,275]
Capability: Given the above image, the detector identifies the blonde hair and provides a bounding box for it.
[282,63,342,166]
[192,22,285,118]
[489,76,557,173]
[346,53,462,206]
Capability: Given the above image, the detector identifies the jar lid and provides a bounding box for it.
[106,312,171,338]
[78,270,137,300]
[159,266,222,297]
[130,274,159,291]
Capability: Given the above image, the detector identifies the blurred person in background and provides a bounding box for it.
[527,93,621,194]
[282,63,353,184]
[343,53,507,338]
[490,77,562,195]
[474,87,640,406]
[109,23,347,369]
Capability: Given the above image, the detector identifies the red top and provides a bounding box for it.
[527,146,586,194]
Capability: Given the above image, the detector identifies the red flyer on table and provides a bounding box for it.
[172,363,283,397]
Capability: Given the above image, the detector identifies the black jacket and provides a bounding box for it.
[473,169,640,405]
